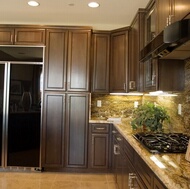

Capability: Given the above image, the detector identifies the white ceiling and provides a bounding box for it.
[1,0,150,30]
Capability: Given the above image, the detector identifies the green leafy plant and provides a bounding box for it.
[131,102,170,132]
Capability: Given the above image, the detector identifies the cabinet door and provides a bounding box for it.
[0,28,14,45]
[89,134,109,169]
[67,30,91,92]
[110,30,129,93]
[129,10,146,91]
[14,28,45,45]
[91,33,110,93]
[156,0,171,34]
[42,93,66,168]
[65,93,89,168]
[158,59,184,91]
[144,58,157,91]
[44,29,68,91]
[173,0,190,22]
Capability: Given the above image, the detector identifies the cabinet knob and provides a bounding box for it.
[116,137,122,141]
[114,144,120,155]
[129,81,136,90]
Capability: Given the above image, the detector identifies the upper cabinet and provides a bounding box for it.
[45,29,68,91]
[145,1,156,44]
[129,9,146,91]
[110,28,129,93]
[44,28,91,92]
[91,32,110,93]
[67,30,91,92]
[156,0,190,34]
[0,27,45,45]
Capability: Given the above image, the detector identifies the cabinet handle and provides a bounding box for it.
[129,81,136,90]
[112,130,117,134]
[123,83,126,90]
[67,82,70,89]
[96,127,105,130]
[11,34,13,43]
[114,144,120,155]
[128,173,137,189]
[116,137,122,141]
[15,34,17,43]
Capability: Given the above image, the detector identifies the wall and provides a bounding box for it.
[91,60,190,134]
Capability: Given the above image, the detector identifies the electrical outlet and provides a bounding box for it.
[97,100,102,107]
[134,101,138,108]
[178,104,182,115]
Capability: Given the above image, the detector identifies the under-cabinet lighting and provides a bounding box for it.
[150,155,166,169]
[28,1,40,7]
[145,91,178,96]
[88,2,100,8]
[110,93,143,96]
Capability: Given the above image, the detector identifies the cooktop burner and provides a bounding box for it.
[133,132,190,154]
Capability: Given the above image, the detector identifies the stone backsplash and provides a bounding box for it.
[91,60,190,134]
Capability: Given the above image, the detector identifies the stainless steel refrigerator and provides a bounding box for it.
[0,46,44,169]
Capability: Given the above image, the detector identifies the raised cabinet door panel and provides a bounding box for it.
[173,0,190,22]
[65,93,89,168]
[110,30,129,93]
[129,10,146,91]
[144,58,157,92]
[156,0,171,34]
[45,29,68,91]
[90,134,109,168]
[158,59,184,91]
[0,28,14,44]
[14,28,45,45]
[92,33,110,93]
[67,30,91,92]
[42,93,65,167]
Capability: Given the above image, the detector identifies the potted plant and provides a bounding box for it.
[131,102,170,132]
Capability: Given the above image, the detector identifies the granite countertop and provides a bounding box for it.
[89,119,190,189]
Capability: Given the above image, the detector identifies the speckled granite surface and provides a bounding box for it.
[89,120,190,189]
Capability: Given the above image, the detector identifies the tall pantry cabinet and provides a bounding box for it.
[42,28,91,169]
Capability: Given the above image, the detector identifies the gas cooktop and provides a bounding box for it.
[133,132,190,154]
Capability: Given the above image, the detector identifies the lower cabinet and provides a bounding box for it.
[112,125,167,189]
[88,123,111,170]
[41,92,89,169]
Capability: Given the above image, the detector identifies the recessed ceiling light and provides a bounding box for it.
[88,2,99,8]
[28,1,40,7]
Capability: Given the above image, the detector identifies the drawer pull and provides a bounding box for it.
[96,127,105,130]
[117,137,122,141]
[112,130,117,134]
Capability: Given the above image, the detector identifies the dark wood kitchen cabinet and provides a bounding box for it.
[112,125,167,189]
[110,28,129,93]
[42,92,89,169]
[65,93,89,168]
[156,0,190,34]
[129,9,146,91]
[0,27,45,45]
[42,93,66,168]
[45,29,68,91]
[67,30,91,92]
[0,28,14,44]
[88,123,110,170]
[143,58,185,92]
[45,29,91,92]
[91,32,110,93]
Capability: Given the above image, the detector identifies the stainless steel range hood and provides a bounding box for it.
[140,18,190,61]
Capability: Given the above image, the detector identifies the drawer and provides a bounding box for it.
[91,123,110,133]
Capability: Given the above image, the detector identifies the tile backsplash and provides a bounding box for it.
[91,60,190,134]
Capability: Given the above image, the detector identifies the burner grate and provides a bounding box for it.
[133,132,189,154]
